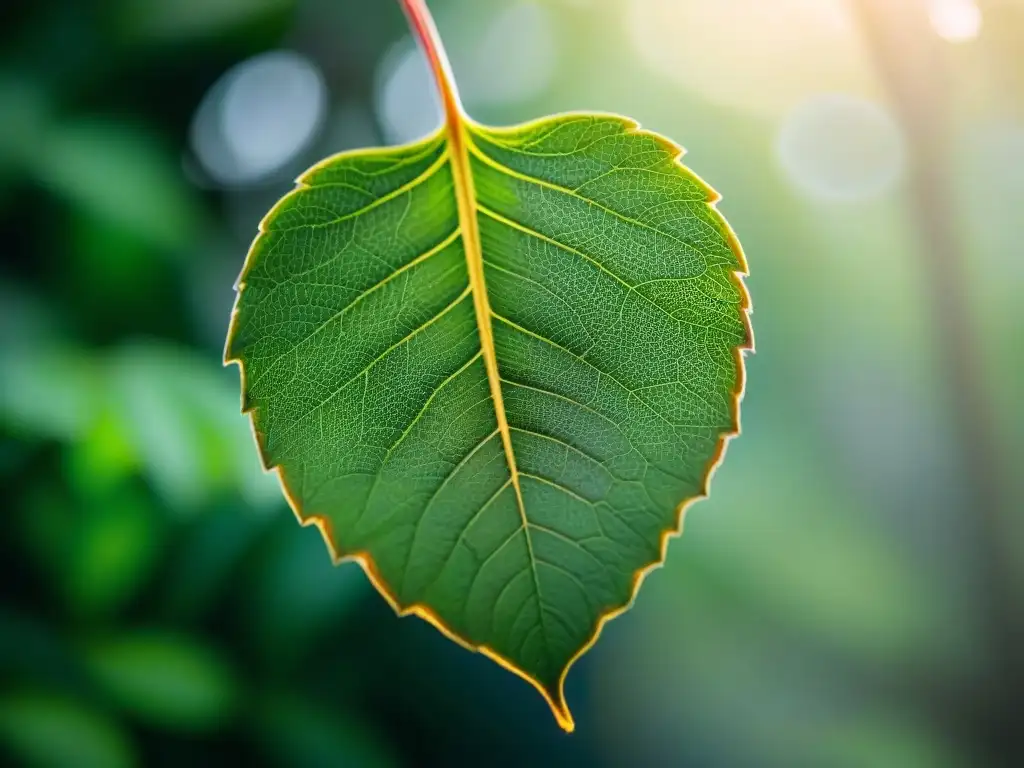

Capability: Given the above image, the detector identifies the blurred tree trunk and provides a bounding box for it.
[849,0,1021,762]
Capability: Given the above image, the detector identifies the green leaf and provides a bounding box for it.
[118,0,294,42]
[0,343,100,441]
[226,0,750,731]
[109,342,279,512]
[31,119,200,252]
[0,693,135,768]
[83,632,238,732]
[251,693,399,768]
[59,490,161,617]
[19,482,160,618]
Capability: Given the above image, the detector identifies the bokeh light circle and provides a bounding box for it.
[777,93,905,202]
[374,41,442,146]
[190,50,326,186]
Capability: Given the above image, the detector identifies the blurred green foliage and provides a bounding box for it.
[1,0,1022,766]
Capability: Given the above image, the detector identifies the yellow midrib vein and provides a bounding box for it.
[403,0,555,707]
[401,0,530,544]
[447,119,530,533]
[418,22,542,631]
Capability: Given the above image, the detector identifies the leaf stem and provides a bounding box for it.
[398,0,464,128]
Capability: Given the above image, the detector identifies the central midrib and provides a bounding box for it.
[402,0,548,663]
[446,113,552,659]
[446,121,535,555]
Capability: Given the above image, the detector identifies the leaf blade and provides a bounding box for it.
[226,112,750,731]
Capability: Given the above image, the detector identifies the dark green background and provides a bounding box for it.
[1,0,1021,766]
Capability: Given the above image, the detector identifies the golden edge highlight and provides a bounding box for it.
[226,0,753,733]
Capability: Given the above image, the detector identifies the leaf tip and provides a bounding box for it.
[549,690,576,733]
[475,647,576,732]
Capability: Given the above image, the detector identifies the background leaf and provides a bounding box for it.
[0,693,136,768]
[83,632,239,732]
[30,120,201,253]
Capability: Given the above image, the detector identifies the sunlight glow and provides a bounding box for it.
[458,2,556,109]
[928,0,982,43]
[626,0,874,117]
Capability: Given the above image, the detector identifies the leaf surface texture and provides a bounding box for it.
[227,114,750,730]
